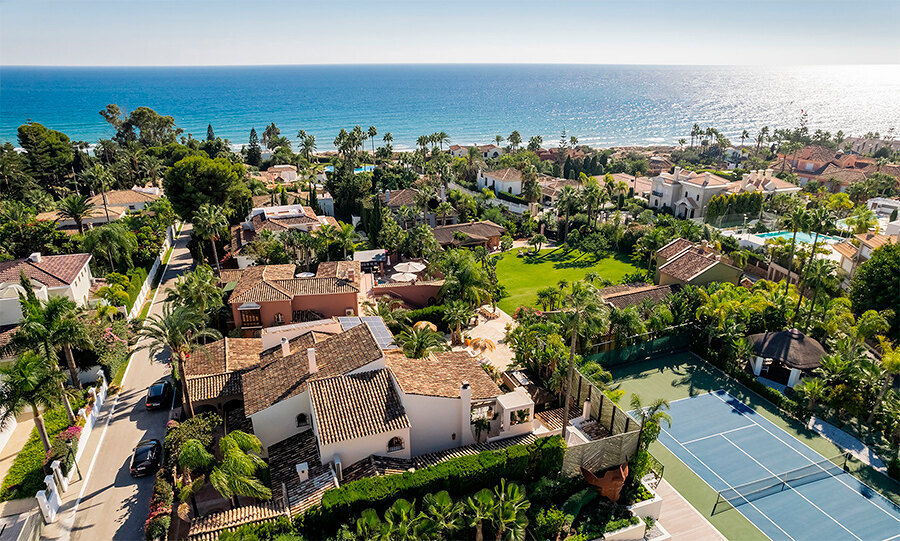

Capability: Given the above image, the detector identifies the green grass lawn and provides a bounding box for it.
[494,248,640,314]
[607,352,900,540]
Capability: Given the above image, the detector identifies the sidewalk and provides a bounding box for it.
[808,416,888,472]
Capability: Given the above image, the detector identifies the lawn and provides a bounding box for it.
[607,352,900,540]
[494,248,640,314]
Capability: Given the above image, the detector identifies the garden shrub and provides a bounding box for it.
[313,436,564,534]
[496,190,527,205]
[163,413,222,470]
[144,470,174,541]
[44,426,82,476]
[535,507,569,540]
[125,267,149,311]
[405,305,449,332]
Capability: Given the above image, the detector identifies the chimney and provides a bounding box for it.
[740,173,749,191]
[384,189,390,203]
[296,462,309,482]
[28,252,42,263]
[307,347,317,374]
[765,168,774,180]
[582,397,591,420]
[704,172,711,185]
[281,337,291,357]
[460,381,472,445]
[347,269,355,282]
[673,166,682,181]
[440,185,446,201]
[333,455,343,482]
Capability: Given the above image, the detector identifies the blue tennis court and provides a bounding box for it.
[657,390,900,541]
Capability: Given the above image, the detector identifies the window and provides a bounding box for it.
[296,413,308,427]
[387,436,404,452]
[240,310,262,327]
[274,312,284,324]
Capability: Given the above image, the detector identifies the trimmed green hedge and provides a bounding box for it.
[308,436,564,532]
[125,267,149,311]
[405,305,449,332]
[496,190,528,205]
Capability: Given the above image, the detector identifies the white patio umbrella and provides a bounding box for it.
[390,272,417,282]
[393,261,426,273]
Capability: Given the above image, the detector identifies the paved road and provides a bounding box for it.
[44,224,195,541]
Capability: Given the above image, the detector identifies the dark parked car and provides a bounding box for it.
[145,381,173,410]
[130,439,162,477]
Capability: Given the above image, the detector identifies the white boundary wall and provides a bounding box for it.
[126,223,177,320]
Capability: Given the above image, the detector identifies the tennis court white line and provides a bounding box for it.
[712,391,900,526]
[883,533,900,541]
[681,424,755,445]
[720,433,862,541]
[659,425,797,541]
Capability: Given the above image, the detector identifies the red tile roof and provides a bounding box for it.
[0,254,91,288]
[385,350,501,399]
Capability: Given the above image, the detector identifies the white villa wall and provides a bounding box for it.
[403,394,470,456]
[478,173,522,195]
[250,392,312,450]
[318,427,411,467]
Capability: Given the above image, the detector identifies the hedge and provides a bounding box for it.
[125,267,149,311]
[405,305,449,333]
[307,436,565,532]
[496,190,528,205]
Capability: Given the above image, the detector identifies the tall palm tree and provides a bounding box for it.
[489,480,530,541]
[79,164,116,223]
[782,207,808,298]
[57,194,96,235]
[193,204,228,274]
[166,265,223,315]
[629,394,672,449]
[81,222,138,271]
[845,205,878,234]
[802,258,838,331]
[555,185,578,241]
[396,326,449,359]
[334,222,361,260]
[314,223,338,261]
[494,135,504,148]
[0,352,65,452]
[466,488,496,541]
[0,200,34,237]
[367,126,378,156]
[443,301,474,345]
[136,305,222,417]
[690,124,701,149]
[866,337,900,425]
[793,207,835,322]
[434,201,455,226]
[560,281,603,439]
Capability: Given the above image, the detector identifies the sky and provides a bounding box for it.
[1,0,899,66]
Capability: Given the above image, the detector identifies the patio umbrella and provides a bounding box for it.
[469,337,497,354]
[393,262,426,273]
[391,272,417,282]
[413,320,438,331]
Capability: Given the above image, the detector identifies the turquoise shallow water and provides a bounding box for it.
[756,231,844,244]
[2,64,898,149]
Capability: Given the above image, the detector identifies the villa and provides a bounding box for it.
[221,261,362,337]
[477,167,523,195]
[773,145,900,192]
[230,203,338,268]
[449,144,505,159]
[432,220,506,250]
[655,239,742,286]
[36,186,162,232]
[378,188,458,228]
[831,232,898,280]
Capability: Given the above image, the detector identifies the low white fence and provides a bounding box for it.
[126,223,177,320]
[35,373,108,524]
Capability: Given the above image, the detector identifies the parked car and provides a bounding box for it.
[145,381,173,410]
[129,439,162,477]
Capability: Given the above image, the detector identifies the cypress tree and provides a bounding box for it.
[563,156,573,179]
[308,183,319,214]
[207,124,215,142]
[247,128,262,166]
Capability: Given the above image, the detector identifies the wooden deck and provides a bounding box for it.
[655,479,727,540]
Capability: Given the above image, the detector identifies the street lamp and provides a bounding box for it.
[66,440,82,481]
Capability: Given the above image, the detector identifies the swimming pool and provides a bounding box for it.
[323,164,375,174]
[756,231,844,244]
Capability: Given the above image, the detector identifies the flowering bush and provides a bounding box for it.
[43,425,83,474]
[144,470,173,540]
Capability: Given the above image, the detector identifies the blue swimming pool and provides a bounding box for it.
[323,164,375,174]
[756,231,844,244]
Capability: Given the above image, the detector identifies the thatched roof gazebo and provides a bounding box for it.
[747,329,825,388]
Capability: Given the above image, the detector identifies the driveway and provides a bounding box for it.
[42,224,195,541]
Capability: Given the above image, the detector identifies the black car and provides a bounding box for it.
[130,439,162,477]
[145,381,173,410]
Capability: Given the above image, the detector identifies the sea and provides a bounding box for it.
[2,64,899,150]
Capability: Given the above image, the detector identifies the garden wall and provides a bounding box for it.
[126,223,176,320]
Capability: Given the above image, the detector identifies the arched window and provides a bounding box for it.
[387,436,404,452]
[296,413,308,427]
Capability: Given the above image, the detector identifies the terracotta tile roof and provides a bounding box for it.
[36,205,128,222]
[601,285,675,309]
[217,269,245,284]
[817,164,868,186]
[656,238,694,261]
[432,221,506,246]
[231,265,295,298]
[243,324,383,415]
[316,261,361,284]
[231,280,293,303]
[483,167,523,182]
[0,324,18,352]
[832,242,857,260]
[188,501,286,541]
[228,264,357,304]
[378,189,419,208]
[0,254,91,288]
[385,350,501,399]
[309,368,409,445]
[658,249,726,282]
[267,278,358,297]
[186,373,244,402]
[798,145,838,164]
[855,232,898,250]
[184,338,262,378]
[862,163,900,179]
[679,172,731,187]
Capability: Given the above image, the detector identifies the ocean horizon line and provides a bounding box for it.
[3,62,900,69]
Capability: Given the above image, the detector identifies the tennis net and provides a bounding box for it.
[712,453,849,514]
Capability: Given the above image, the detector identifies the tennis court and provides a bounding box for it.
[657,390,900,541]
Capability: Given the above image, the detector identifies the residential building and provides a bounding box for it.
[648,155,673,175]
[842,136,900,156]
[432,221,506,250]
[537,176,581,207]
[832,232,898,281]
[378,188,458,228]
[265,165,298,183]
[36,186,162,232]
[230,203,338,268]
[655,239,742,286]
[477,168,523,195]
[0,253,95,327]
[597,283,677,309]
[223,262,362,337]
[449,144,505,159]
[868,197,900,217]
[774,146,899,192]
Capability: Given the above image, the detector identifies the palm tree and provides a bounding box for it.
[423,490,464,537]
[382,498,432,540]
[629,394,672,449]
[802,258,839,332]
[362,296,410,329]
[439,250,491,307]
[782,207,808,297]
[166,265,223,315]
[555,185,578,241]
[740,129,750,153]
[80,164,116,223]
[396,326,449,359]
[560,282,604,439]
[208,430,272,503]
[793,207,835,321]
[0,352,65,452]
[529,234,546,254]
[136,305,222,417]
[845,206,878,234]
[367,126,378,156]
[690,124,701,148]
[436,132,450,151]
[866,337,900,425]
[1,200,34,237]
[466,488,496,541]
[443,301,474,345]
[489,480,530,541]
[193,204,228,274]
[315,223,337,261]
[434,201,455,226]
[494,135,504,148]
[81,222,138,271]
[57,194,96,235]
[334,222,360,260]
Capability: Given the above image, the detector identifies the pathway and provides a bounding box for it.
[42,224,195,541]
[453,306,516,371]
[808,416,888,472]
[654,479,726,541]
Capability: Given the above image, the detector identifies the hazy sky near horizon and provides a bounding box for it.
[2,0,899,66]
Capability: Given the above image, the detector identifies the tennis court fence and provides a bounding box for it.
[586,326,692,368]
[712,453,850,515]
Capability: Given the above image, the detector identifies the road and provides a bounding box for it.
[43,224,195,541]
